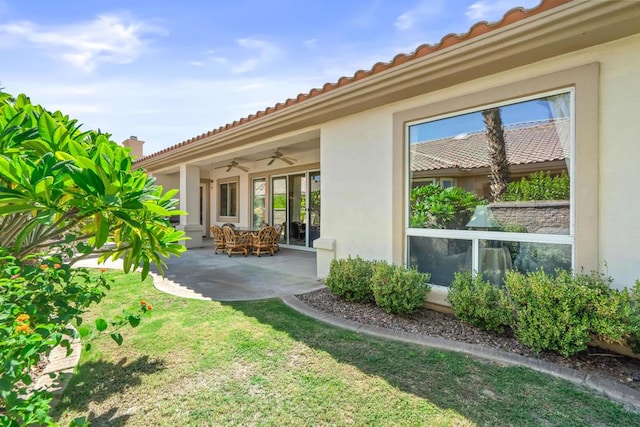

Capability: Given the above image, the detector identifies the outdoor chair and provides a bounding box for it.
[251,226,276,257]
[210,225,226,254]
[290,221,305,241]
[222,226,250,257]
[221,223,236,229]
[272,223,283,252]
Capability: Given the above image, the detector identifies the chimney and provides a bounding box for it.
[122,136,145,159]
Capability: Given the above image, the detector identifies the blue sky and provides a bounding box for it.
[0,0,539,155]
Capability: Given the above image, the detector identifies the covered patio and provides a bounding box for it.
[151,239,322,301]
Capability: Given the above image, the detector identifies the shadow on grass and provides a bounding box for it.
[52,355,166,424]
[223,299,640,426]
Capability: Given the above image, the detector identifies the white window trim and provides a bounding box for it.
[216,176,239,222]
[405,88,576,276]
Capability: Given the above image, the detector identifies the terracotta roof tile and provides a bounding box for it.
[138,0,572,162]
[410,119,569,172]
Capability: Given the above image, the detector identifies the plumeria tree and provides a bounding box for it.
[0,91,186,426]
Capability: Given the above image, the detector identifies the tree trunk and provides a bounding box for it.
[482,107,509,201]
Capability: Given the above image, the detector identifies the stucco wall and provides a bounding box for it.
[596,35,640,287]
[318,33,640,288]
[153,172,180,194]
[320,109,395,264]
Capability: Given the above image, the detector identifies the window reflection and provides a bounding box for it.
[406,91,574,286]
[409,93,571,235]
[408,236,472,287]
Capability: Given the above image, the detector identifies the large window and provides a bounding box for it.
[217,177,238,221]
[407,90,574,286]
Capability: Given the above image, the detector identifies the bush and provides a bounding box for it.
[325,256,376,302]
[371,262,430,315]
[448,272,512,333]
[626,281,640,353]
[503,171,570,201]
[0,90,184,425]
[410,184,484,229]
[505,269,623,357]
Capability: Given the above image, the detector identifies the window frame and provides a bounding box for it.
[438,178,456,189]
[405,88,576,283]
[216,176,239,223]
[391,63,600,287]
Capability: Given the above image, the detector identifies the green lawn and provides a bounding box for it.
[53,271,640,426]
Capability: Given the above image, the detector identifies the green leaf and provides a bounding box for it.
[95,212,109,248]
[37,111,58,143]
[78,327,90,338]
[0,204,37,215]
[141,258,150,280]
[67,139,87,158]
[110,332,123,346]
[142,201,172,216]
[128,315,141,328]
[95,318,108,332]
[70,416,89,427]
[0,156,19,182]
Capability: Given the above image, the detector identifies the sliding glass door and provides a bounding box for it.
[271,170,320,249]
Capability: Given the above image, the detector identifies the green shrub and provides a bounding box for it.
[410,184,484,229]
[505,269,640,357]
[325,256,376,302]
[448,272,512,333]
[0,91,185,425]
[503,171,570,201]
[506,269,607,356]
[371,262,431,315]
[626,281,640,353]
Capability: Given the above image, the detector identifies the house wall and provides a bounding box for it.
[153,172,180,194]
[320,108,395,270]
[318,33,640,288]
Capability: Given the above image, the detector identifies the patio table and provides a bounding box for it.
[233,228,260,237]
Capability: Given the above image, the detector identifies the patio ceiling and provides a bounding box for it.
[154,129,320,174]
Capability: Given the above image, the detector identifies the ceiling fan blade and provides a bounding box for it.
[238,165,249,172]
[214,165,229,170]
[283,156,297,164]
[226,165,232,172]
[268,158,276,165]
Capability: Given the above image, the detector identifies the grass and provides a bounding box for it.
[53,271,640,426]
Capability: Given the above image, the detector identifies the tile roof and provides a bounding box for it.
[410,119,569,172]
[139,0,572,162]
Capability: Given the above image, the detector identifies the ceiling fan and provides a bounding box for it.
[259,149,296,166]
[213,159,249,172]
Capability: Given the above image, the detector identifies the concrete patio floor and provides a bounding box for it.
[77,239,325,301]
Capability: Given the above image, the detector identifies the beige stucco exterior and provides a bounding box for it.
[136,1,640,294]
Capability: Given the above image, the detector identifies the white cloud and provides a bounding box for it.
[394,0,444,32]
[230,38,281,74]
[466,0,539,22]
[394,11,415,31]
[303,38,317,48]
[206,37,281,74]
[0,14,164,71]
